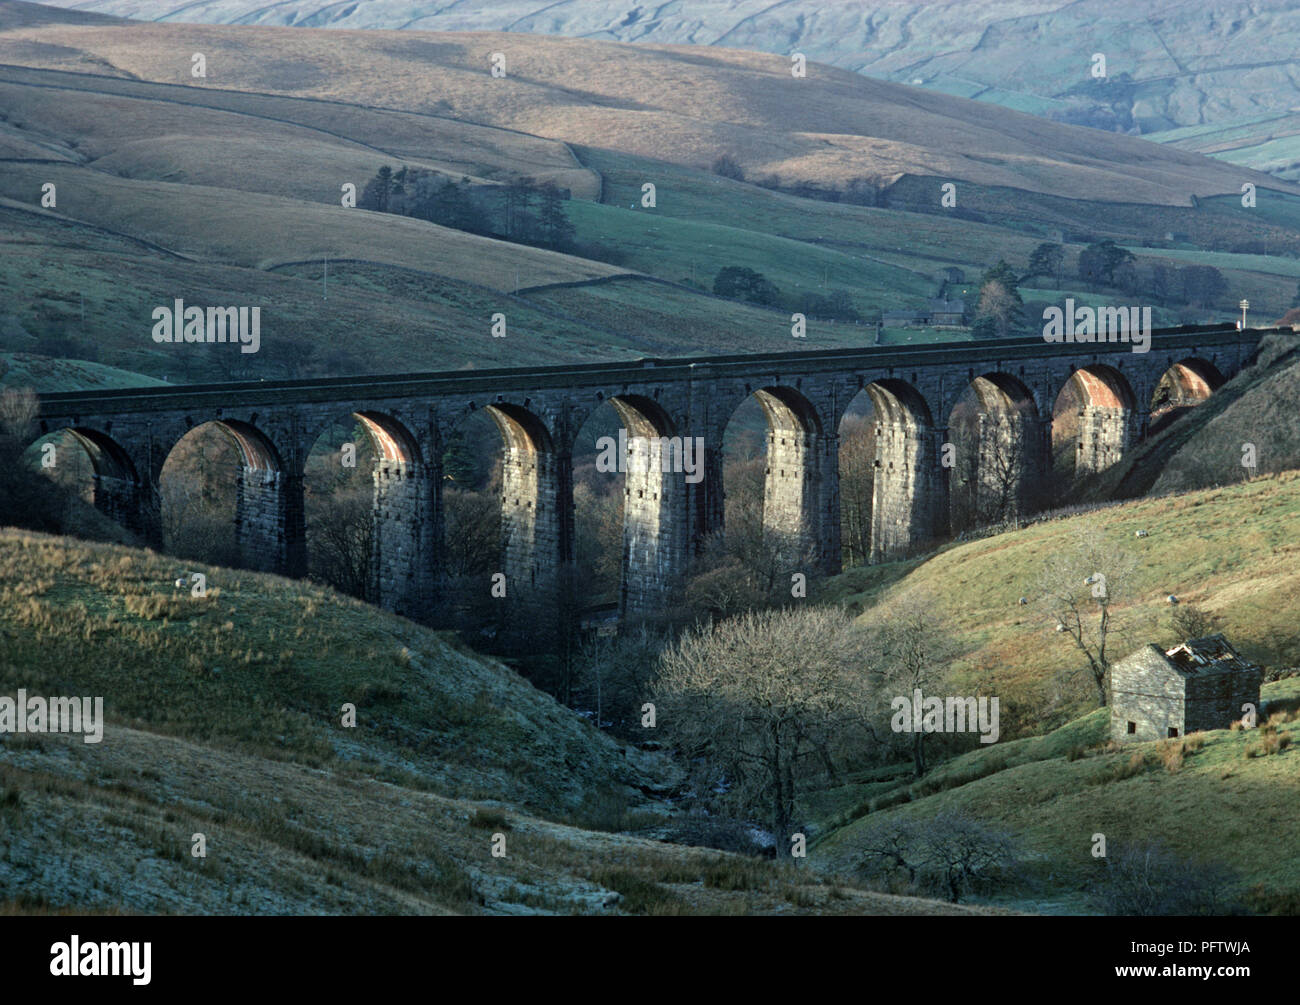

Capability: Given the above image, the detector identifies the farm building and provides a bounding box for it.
[1110,634,1261,742]
[928,298,968,326]
[882,308,930,327]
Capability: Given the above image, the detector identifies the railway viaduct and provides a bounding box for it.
[32,325,1271,626]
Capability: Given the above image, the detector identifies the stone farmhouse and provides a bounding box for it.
[1110,634,1262,742]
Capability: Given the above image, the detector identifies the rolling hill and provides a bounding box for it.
[4,0,1300,388]
[0,526,998,915]
[0,2,1287,205]
[818,468,1300,739]
[43,0,1300,178]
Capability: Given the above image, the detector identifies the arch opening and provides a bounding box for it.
[1051,365,1137,479]
[572,394,683,620]
[836,390,877,569]
[863,378,940,562]
[717,384,827,608]
[159,419,282,571]
[1150,358,1224,434]
[302,411,427,614]
[441,402,559,643]
[948,372,1042,534]
[20,425,142,538]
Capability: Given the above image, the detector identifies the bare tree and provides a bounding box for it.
[683,452,810,618]
[857,811,1020,903]
[1170,603,1223,643]
[306,486,373,599]
[867,588,956,777]
[922,812,1020,904]
[0,386,60,532]
[949,400,1037,533]
[0,386,37,437]
[839,415,874,566]
[570,624,668,737]
[1089,841,1242,916]
[976,280,1021,337]
[654,606,875,847]
[1033,524,1138,707]
[442,486,500,578]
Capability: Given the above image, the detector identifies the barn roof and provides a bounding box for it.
[1162,634,1257,677]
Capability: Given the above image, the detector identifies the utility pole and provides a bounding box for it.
[324,254,328,300]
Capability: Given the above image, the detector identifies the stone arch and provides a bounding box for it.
[722,384,832,577]
[862,378,942,562]
[353,410,423,464]
[160,418,290,574]
[948,372,1044,531]
[450,400,564,637]
[1151,358,1224,431]
[606,394,688,616]
[303,409,432,619]
[1052,364,1137,476]
[835,388,879,569]
[30,425,150,538]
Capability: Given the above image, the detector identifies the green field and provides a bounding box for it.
[818,470,1300,735]
[814,685,1300,913]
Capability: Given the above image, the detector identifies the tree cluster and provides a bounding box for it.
[360,166,577,252]
[711,266,861,321]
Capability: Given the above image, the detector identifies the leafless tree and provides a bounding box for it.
[442,486,500,578]
[839,415,874,567]
[950,401,1036,533]
[866,587,956,777]
[857,811,1020,903]
[654,606,876,846]
[1033,523,1138,707]
[1170,603,1223,643]
[307,485,373,599]
[570,624,668,737]
[1089,841,1242,916]
[0,386,37,437]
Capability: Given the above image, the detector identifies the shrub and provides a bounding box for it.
[469,808,510,831]
[1089,841,1243,915]
[711,154,745,181]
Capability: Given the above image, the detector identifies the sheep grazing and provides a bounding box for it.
[1135,530,1149,538]
[1167,594,1179,605]
[1018,596,1028,606]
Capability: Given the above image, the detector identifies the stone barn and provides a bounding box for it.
[1110,634,1261,742]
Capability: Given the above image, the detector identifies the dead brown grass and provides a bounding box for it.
[0,12,1288,207]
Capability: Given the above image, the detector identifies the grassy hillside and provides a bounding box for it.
[1086,332,1300,501]
[0,352,166,390]
[818,470,1300,738]
[42,1,1300,179]
[4,1,1300,387]
[808,465,1300,912]
[0,2,1287,207]
[814,682,1300,913]
[0,527,1002,915]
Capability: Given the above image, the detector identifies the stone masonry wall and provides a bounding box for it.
[1110,645,1186,742]
[1185,668,1262,733]
[621,437,688,617]
[871,420,944,562]
[372,459,435,621]
[1076,404,1130,475]
[235,465,304,575]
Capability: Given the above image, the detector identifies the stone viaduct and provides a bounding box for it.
[32,325,1270,627]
